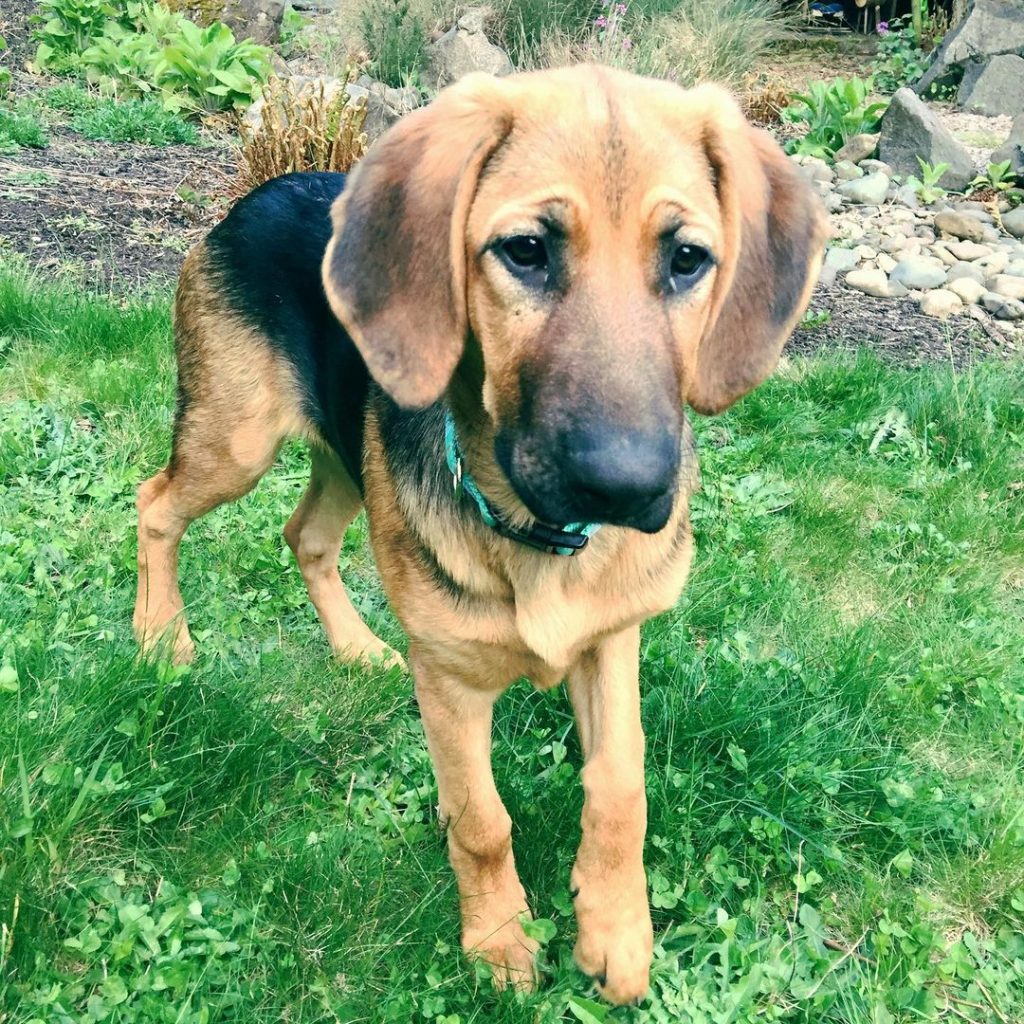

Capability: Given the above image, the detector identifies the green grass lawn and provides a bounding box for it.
[1,260,1023,1023]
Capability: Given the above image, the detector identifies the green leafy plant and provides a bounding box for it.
[0,104,48,153]
[359,0,426,89]
[968,159,1018,194]
[72,95,198,143]
[44,81,102,112]
[155,19,271,113]
[871,15,929,93]
[783,76,888,160]
[80,20,163,98]
[279,3,309,58]
[0,35,12,97]
[905,157,949,204]
[32,0,117,72]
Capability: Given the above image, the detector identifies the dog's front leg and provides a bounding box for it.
[412,646,538,990]
[568,624,652,1005]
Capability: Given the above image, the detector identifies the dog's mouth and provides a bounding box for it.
[495,430,678,535]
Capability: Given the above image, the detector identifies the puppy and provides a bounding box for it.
[135,65,827,1004]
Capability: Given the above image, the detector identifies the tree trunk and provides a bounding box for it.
[911,0,923,39]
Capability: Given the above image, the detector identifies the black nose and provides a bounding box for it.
[564,427,678,530]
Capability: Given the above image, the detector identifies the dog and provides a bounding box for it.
[134,64,827,1005]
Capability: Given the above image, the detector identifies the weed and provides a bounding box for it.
[237,76,368,193]
[44,81,103,112]
[905,157,949,204]
[0,34,11,97]
[969,160,1019,195]
[72,95,198,144]
[279,3,310,58]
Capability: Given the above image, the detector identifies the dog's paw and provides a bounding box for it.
[464,915,539,993]
[134,617,195,666]
[334,639,407,673]
[572,875,652,1006]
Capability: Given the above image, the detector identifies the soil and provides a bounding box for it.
[0,2,1020,367]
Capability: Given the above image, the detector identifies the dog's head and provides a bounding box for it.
[323,66,827,533]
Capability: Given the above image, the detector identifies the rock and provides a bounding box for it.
[798,156,835,183]
[426,8,513,87]
[931,244,959,266]
[1003,205,1024,239]
[916,0,1024,96]
[819,246,858,286]
[833,160,863,181]
[920,289,964,319]
[947,261,987,284]
[933,210,987,243]
[218,0,285,44]
[352,76,422,142]
[958,54,1024,117]
[991,274,1024,299]
[981,291,1024,319]
[890,255,948,290]
[837,171,891,206]
[991,113,1024,177]
[244,74,348,130]
[946,240,992,261]
[1006,260,1024,277]
[880,234,910,253]
[835,133,879,164]
[878,253,898,273]
[846,268,898,297]
[894,184,920,208]
[947,277,987,304]
[977,250,1011,276]
[878,89,975,193]
[860,159,894,177]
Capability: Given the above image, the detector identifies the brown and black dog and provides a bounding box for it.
[134,65,827,1004]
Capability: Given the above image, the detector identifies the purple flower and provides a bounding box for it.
[616,3,627,14]
[877,20,889,34]
[622,36,632,50]
[595,14,608,28]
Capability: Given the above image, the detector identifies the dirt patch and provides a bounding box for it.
[0,130,236,289]
[792,283,1021,368]
[0,0,38,72]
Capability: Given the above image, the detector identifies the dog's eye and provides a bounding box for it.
[670,243,710,285]
[501,235,548,272]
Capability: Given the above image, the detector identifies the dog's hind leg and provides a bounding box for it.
[284,447,404,669]
[134,412,284,665]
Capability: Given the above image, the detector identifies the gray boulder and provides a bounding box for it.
[426,8,513,88]
[217,0,286,44]
[353,75,422,142]
[878,89,975,192]
[958,54,1024,116]
[992,113,1024,178]
[1004,205,1024,238]
[916,0,1024,96]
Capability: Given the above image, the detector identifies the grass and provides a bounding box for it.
[0,102,48,153]
[0,258,1023,1022]
[70,97,198,146]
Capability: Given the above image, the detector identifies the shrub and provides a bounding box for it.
[359,0,427,88]
[0,104,48,153]
[44,81,103,112]
[72,95,198,143]
[237,77,369,193]
[80,20,164,98]
[783,77,888,160]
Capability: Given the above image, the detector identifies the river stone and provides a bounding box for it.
[920,289,963,319]
[846,268,896,297]
[1003,206,1024,239]
[933,210,987,243]
[834,160,864,181]
[946,261,987,285]
[890,255,948,290]
[1005,260,1024,277]
[946,240,992,261]
[992,113,1024,178]
[991,275,1024,300]
[835,133,879,164]
[958,54,1024,117]
[981,292,1024,319]
[838,172,891,206]
[947,277,987,304]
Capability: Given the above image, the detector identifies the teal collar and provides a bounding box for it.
[443,411,600,557]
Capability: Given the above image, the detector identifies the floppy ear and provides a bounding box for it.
[687,89,828,415]
[322,74,512,410]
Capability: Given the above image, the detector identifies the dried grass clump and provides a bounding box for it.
[742,75,792,126]
[236,77,369,195]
